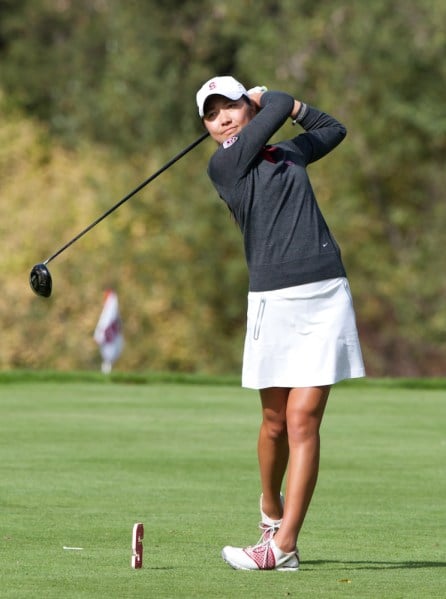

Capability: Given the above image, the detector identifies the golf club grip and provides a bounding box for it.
[44,131,210,265]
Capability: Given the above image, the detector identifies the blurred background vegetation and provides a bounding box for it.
[1,0,445,376]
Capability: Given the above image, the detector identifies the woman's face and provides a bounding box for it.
[203,95,255,144]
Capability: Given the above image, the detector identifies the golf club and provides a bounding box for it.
[29,131,209,297]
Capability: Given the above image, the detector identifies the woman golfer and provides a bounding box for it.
[196,76,365,570]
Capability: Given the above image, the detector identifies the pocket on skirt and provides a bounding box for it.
[253,298,266,340]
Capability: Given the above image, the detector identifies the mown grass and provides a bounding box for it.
[0,373,445,598]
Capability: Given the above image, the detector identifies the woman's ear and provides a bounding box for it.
[247,99,259,117]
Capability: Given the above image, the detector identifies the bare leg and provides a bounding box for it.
[273,385,330,553]
[258,387,289,520]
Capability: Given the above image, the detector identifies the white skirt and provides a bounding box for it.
[242,277,365,389]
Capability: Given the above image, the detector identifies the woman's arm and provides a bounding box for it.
[249,89,302,123]
[290,106,347,164]
[209,91,294,184]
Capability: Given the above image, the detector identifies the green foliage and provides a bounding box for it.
[0,0,445,374]
[0,94,247,373]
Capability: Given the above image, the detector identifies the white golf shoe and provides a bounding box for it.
[221,538,299,571]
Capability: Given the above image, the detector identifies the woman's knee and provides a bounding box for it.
[260,387,289,440]
[286,387,330,443]
[262,412,288,440]
[286,410,320,444]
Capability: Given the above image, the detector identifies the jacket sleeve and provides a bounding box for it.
[290,105,347,165]
[208,91,294,185]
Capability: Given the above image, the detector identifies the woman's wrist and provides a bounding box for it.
[291,101,307,125]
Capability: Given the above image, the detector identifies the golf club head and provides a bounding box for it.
[29,263,52,297]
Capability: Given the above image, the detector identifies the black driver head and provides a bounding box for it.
[29,263,52,297]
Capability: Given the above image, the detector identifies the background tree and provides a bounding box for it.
[1,0,445,375]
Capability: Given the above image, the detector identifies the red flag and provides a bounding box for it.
[94,290,124,373]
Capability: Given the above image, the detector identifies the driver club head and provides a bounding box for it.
[29,263,52,297]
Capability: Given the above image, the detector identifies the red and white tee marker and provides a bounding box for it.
[131,522,144,569]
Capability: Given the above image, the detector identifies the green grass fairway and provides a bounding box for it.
[1,374,445,598]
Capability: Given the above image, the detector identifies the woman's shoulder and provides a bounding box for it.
[207,135,245,181]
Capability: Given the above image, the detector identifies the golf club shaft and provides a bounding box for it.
[43,131,209,265]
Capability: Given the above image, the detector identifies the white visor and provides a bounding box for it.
[196,76,247,117]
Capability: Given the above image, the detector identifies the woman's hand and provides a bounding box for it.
[247,87,302,121]
[247,85,267,113]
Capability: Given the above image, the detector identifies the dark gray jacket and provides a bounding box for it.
[208,91,347,291]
